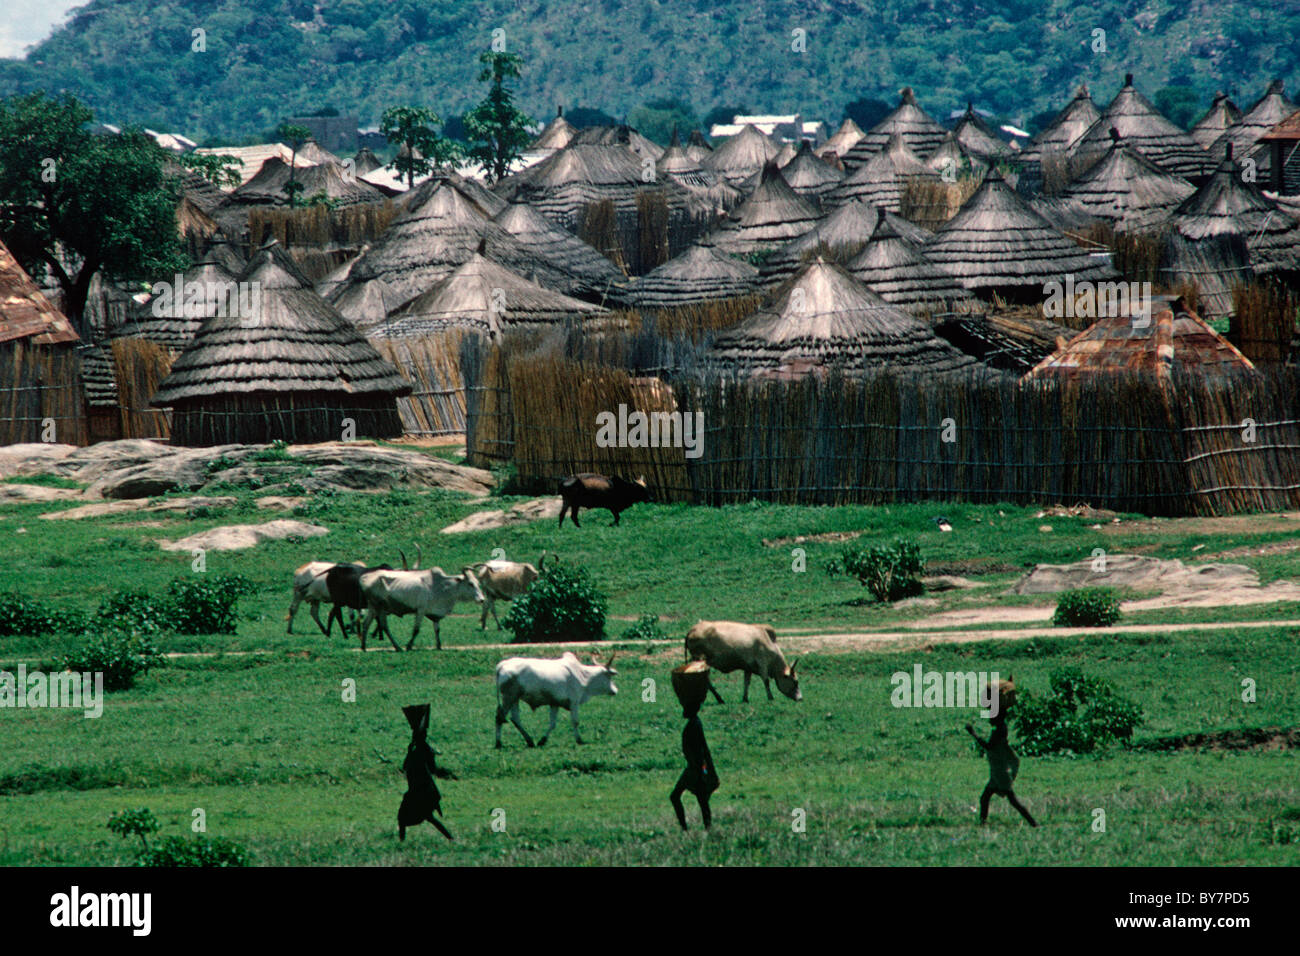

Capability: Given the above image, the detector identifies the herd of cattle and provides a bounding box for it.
[285,473,802,749]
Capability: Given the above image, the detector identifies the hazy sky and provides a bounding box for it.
[0,0,84,59]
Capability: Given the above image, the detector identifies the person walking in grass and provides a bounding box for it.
[670,661,720,830]
[398,703,453,841]
[965,679,1038,827]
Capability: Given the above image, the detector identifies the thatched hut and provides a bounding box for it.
[493,202,629,303]
[771,140,845,205]
[845,218,973,313]
[842,88,948,165]
[352,147,384,176]
[706,164,822,258]
[952,104,1013,162]
[532,107,577,152]
[922,171,1119,300]
[758,200,932,287]
[1259,109,1300,194]
[1018,84,1100,191]
[151,241,410,445]
[1208,80,1299,180]
[828,134,939,212]
[0,238,83,443]
[926,131,986,178]
[1073,75,1212,180]
[1055,132,1196,232]
[1160,146,1300,316]
[685,130,714,163]
[369,252,608,339]
[628,238,760,309]
[703,124,782,188]
[1027,296,1254,379]
[569,124,664,164]
[228,156,385,209]
[297,140,341,166]
[656,129,743,213]
[1191,93,1243,149]
[815,118,866,162]
[706,257,975,377]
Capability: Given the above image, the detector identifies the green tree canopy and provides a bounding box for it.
[379,105,461,188]
[629,96,698,145]
[463,52,533,184]
[0,92,187,333]
[276,121,312,207]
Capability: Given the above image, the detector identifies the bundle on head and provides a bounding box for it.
[672,660,711,711]
[993,679,1017,711]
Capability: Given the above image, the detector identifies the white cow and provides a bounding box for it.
[287,561,356,635]
[359,567,485,651]
[495,652,618,748]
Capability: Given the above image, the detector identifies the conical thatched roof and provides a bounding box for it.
[773,142,798,167]
[332,177,576,323]
[926,131,986,178]
[1190,93,1243,149]
[123,258,244,346]
[758,200,932,286]
[368,252,607,338]
[1166,147,1300,276]
[202,239,248,277]
[1020,85,1100,165]
[707,164,822,256]
[628,239,760,308]
[845,218,973,313]
[1073,75,1212,180]
[704,124,781,187]
[1209,80,1299,172]
[532,107,577,151]
[569,124,663,162]
[229,156,385,207]
[707,258,975,375]
[842,88,948,165]
[444,170,508,217]
[922,171,1119,296]
[352,147,384,175]
[815,118,865,161]
[152,241,410,406]
[1027,296,1254,379]
[298,140,341,165]
[773,140,845,203]
[1056,134,1195,232]
[686,130,713,162]
[493,202,627,299]
[657,129,743,211]
[829,134,938,211]
[0,238,79,345]
[953,104,1012,160]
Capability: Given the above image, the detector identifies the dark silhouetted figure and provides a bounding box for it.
[398,704,453,841]
[669,662,720,830]
[965,680,1037,827]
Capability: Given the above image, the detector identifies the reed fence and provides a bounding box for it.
[0,342,86,445]
[371,331,471,436]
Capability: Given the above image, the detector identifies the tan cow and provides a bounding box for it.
[685,620,802,703]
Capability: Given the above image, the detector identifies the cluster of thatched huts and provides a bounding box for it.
[26,74,1298,447]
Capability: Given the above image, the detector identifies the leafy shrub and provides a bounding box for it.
[139,835,250,867]
[1053,587,1121,627]
[0,593,87,636]
[94,590,169,634]
[826,539,925,602]
[503,564,607,643]
[58,632,163,691]
[107,807,160,849]
[164,575,256,634]
[620,613,666,642]
[1013,668,1144,756]
[204,455,241,475]
[251,439,291,462]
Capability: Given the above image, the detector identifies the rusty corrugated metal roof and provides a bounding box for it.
[1260,109,1300,141]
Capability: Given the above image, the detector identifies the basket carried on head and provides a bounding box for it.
[990,679,1016,710]
[672,660,711,710]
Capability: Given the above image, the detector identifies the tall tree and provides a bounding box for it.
[379,106,461,188]
[276,121,312,207]
[0,92,187,336]
[463,52,533,184]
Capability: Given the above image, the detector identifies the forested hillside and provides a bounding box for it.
[0,0,1294,144]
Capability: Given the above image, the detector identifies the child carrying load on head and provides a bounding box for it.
[669,661,720,830]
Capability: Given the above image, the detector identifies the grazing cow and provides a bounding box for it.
[466,553,553,630]
[495,652,619,748]
[324,562,392,639]
[685,620,802,703]
[287,561,357,635]
[558,473,649,528]
[359,566,485,651]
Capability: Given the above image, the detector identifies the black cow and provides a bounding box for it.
[558,473,650,528]
[324,562,392,639]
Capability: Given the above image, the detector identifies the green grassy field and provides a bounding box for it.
[1,467,1298,865]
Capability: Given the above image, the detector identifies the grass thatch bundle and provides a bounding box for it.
[1076,223,1169,287]
[637,189,671,272]
[371,330,471,435]
[111,336,173,439]
[899,175,982,230]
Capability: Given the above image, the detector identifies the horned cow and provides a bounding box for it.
[685,620,802,703]
[466,553,553,630]
[359,566,485,651]
[558,473,649,528]
[495,652,619,748]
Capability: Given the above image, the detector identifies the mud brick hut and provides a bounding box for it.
[150,241,410,445]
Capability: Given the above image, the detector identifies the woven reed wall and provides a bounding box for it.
[371,331,471,436]
[464,334,1300,515]
[0,341,86,445]
[167,392,404,446]
[111,337,174,440]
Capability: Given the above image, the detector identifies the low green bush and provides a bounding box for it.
[826,539,925,602]
[620,613,666,642]
[57,632,163,691]
[504,564,606,643]
[1013,668,1144,756]
[0,593,86,637]
[139,835,251,867]
[1054,587,1122,627]
[107,807,160,849]
[164,575,256,634]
